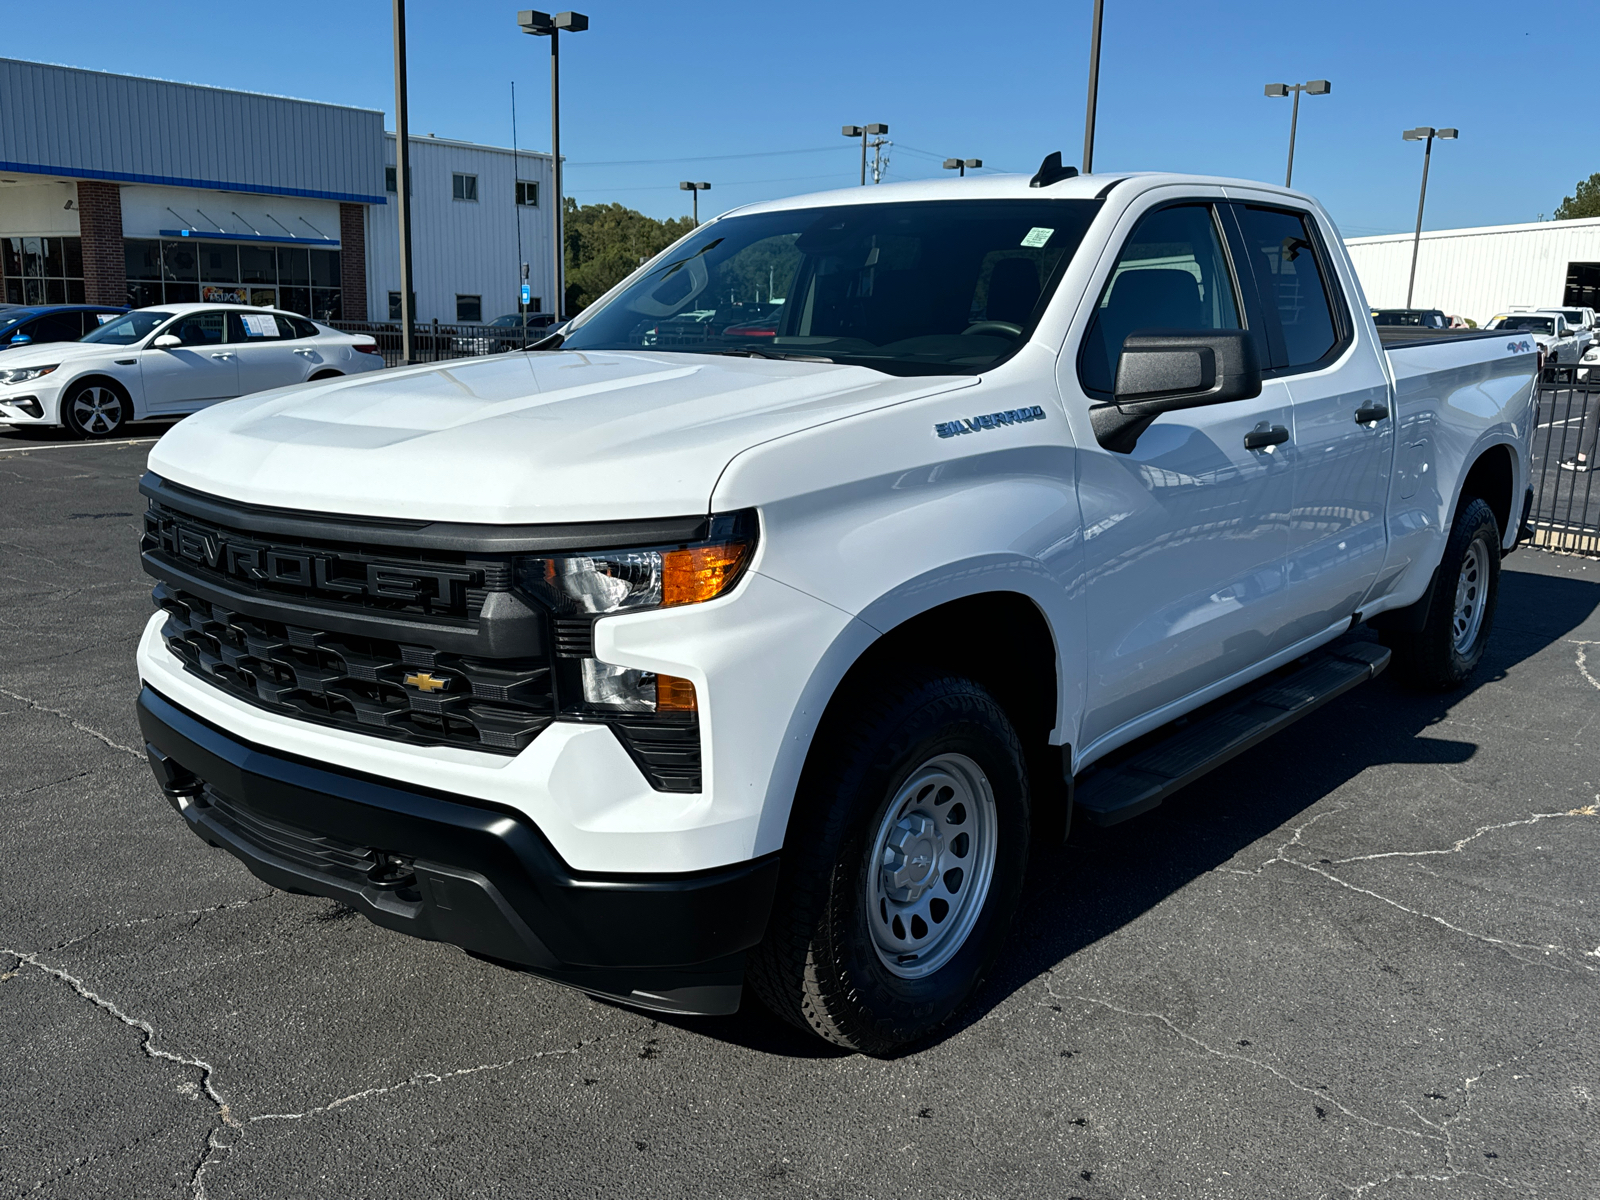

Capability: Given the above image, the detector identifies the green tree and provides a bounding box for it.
[1555,173,1600,220]
[563,199,695,314]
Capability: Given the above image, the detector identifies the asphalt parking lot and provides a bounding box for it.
[3,428,1598,1200]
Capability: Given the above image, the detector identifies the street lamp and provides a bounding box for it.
[1263,79,1330,188]
[842,123,888,186]
[679,181,711,225]
[1401,125,1458,308]
[518,9,588,322]
[942,158,982,178]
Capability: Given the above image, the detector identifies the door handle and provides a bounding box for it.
[1243,422,1290,450]
[1354,402,1390,424]
[210,351,234,360]
[294,348,315,357]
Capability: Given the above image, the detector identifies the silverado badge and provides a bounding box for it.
[403,672,450,693]
[934,405,1047,439]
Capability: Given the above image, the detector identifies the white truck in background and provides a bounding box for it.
[134,163,1537,1052]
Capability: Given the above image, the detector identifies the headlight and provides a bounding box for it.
[0,364,59,386]
[515,510,757,715]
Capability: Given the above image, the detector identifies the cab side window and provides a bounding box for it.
[1234,207,1341,369]
[167,311,227,346]
[1079,204,1242,395]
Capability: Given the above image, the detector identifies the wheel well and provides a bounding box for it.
[822,592,1067,837]
[309,369,344,381]
[1458,443,1515,537]
[60,374,132,420]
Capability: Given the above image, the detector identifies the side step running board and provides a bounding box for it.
[1074,642,1391,827]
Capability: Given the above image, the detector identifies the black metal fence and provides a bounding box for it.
[1529,369,1600,556]
[328,320,553,369]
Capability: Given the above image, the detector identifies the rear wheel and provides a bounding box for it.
[748,673,1030,1054]
[1382,497,1500,689]
[61,381,127,439]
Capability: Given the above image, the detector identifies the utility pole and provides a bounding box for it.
[842,123,888,186]
[392,0,416,364]
[1082,0,1104,174]
[870,135,891,184]
[1402,125,1458,308]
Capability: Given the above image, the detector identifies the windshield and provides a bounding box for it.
[560,199,1102,375]
[0,313,29,337]
[1494,315,1555,334]
[82,310,174,345]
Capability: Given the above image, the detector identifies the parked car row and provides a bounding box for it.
[0,304,384,438]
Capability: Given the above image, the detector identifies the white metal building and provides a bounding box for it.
[370,133,555,324]
[1345,217,1600,327]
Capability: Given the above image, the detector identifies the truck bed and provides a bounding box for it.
[1375,327,1503,348]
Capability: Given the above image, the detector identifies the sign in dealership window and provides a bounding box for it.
[121,239,341,320]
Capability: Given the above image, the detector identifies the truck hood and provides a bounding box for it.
[148,350,977,523]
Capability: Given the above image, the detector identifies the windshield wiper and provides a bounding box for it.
[709,347,835,363]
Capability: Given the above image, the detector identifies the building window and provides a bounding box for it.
[388,291,417,321]
[121,238,340,319]
[2,236,86,304]
[516,180,539,208]
[452,173,478,202]
[455,294,482,323]
[385,166,411,194]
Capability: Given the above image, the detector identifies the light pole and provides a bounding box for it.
[942,158,982,178]
[1402,125,1458,308]
[842,123,888,186]
[679,181,711,225]
[518,9,588,322]
[1082,0,1104,173]
[392,0,416,364]
[1263,79,1330,188]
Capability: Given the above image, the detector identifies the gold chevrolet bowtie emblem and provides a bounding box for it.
[403,672,449,693]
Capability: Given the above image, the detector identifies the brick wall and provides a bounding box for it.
[339,202,368,321]
[76,181,126,305]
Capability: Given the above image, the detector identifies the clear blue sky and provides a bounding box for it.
[9,0,1587,235]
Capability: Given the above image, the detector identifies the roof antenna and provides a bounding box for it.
[1029,151,1080,188]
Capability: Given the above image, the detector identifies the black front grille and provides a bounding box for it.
[157,583,554,754]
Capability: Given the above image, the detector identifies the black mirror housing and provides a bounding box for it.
[1090,330,1262,454]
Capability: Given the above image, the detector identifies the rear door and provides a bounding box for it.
[138,310,238,411]
[228,311,306,394]
[1068,198,1295,751]
[1226,202,1392,643]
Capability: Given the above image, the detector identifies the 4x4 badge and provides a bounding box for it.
[934,405,1046,439]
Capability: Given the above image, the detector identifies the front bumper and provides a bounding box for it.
[137,685,779,1015]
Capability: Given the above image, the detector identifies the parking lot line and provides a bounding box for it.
[0,437,159,456]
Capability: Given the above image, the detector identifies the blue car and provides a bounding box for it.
[0,304,129,352]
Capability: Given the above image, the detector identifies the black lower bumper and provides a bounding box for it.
[137,686,779,1015]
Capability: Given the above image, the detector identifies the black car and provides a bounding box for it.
[0,304,130,352]
[1371,308,1450,329]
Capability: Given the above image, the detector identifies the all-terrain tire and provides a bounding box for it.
[1382,497,1501,690]
[747,673,1030,1054]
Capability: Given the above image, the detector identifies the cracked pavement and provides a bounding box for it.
[2,432,1597,1199]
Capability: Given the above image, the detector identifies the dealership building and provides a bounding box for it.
[0,57,554,324]
[1345,216,1600,326]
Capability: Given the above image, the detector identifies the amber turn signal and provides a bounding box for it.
[655,673,698,711]
[662,542,750,608]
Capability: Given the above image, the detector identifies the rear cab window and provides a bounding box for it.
[1228,206,1350,373]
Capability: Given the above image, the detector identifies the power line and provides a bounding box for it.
[573,170,855,195]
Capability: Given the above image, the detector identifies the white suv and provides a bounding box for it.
[0,303,384,438]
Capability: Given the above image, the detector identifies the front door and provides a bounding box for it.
[1228,203,1393,643]
[138,311,237,411]
[1069,200,1295,753]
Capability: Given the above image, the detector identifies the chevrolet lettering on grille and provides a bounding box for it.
[144,511,480,611]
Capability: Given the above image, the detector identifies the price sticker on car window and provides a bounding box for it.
[1020,227,1054,248]
[241,314,280,338]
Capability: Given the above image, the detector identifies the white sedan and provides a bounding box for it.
[0,303,384,438]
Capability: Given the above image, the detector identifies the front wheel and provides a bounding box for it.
[748,674,1030,1054]
[61,382,127,439]
[1383,497,1501,689]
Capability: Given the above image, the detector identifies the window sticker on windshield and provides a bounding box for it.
[95,313,116,325]
[241,314,280,338]
[1020,227,1054,248]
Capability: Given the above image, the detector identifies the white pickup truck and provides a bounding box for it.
[1487,310,1589,369]
[134,164,1537,1052]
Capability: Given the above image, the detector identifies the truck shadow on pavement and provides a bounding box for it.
[659,561,1600,1057]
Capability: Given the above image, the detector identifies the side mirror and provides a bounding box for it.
[1090,331,1263,454]
[9,334,31,345]
[152,333,182,349]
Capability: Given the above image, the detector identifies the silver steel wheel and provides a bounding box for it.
[1452,537,1489,653]
[867,753,998,980]
[71,386,123,435]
